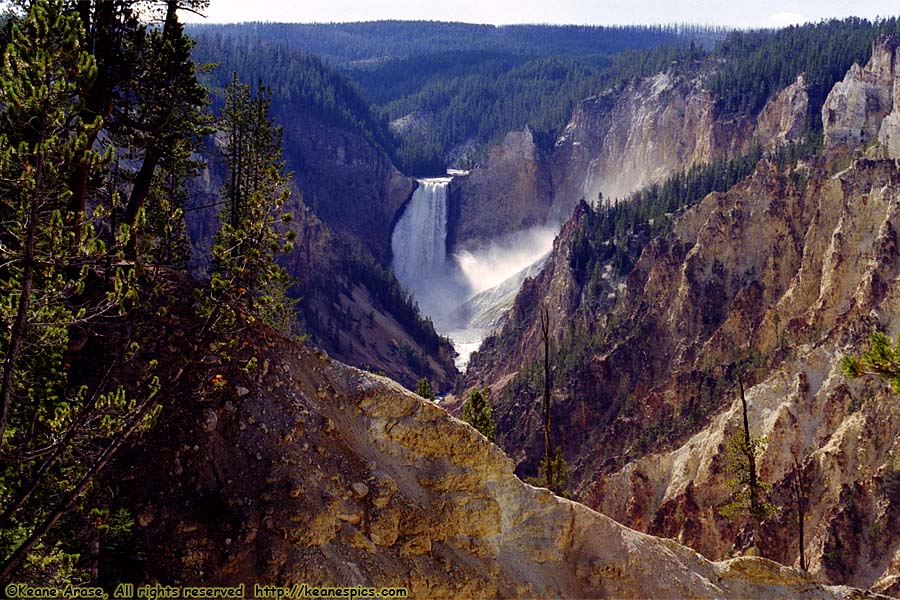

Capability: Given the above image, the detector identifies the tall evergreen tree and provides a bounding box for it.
[0,0,160,582]
[212,74,295,331]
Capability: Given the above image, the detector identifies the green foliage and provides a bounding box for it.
[189,21,723,66]
[140,138,198,268]
[708,18,900,125]
[719,432,777,523]
[415,377,436,402]
[530,448,571,499]
[461,387,496,443]
[191,38,396,158]
[842,330,900,393]
[0,0,208,582]
[0,0,166,582]
[211,74,296,333]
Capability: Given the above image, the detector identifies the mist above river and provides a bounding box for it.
[391,178,556,368]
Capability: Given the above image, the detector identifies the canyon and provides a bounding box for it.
[9,10,900,598]
[460,34,900,595]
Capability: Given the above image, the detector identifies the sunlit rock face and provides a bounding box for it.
[118,323,874,599]
[547,72,808,224]
[450,70,810,257]
[450,127,553,251]
[823,35,900,158]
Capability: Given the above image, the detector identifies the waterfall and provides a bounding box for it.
[391,178,452,287]
[390,175,555,371]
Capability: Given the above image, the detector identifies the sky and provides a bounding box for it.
[181,0,899,28]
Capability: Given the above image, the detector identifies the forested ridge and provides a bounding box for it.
[193,17,900,175]
[191,36,396,156]
[188,21,724,65]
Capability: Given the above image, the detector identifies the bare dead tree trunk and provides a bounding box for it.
[737,372,761,517]
[791,455,808,571]
[540,305,553,492]
[0,149,43,443]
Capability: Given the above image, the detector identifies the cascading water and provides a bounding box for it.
[391,178,451,286]
[391,176,555,370]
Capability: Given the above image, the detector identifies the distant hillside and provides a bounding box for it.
[191,35,396,157]
[191,18,900,176]
[187,21,724,66]
[189,22,726,174]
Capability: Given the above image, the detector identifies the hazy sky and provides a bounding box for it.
[182,0,898,28]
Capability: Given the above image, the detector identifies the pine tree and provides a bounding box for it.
[415,377,436,401]
[842,330,900,392]
[461,386,496,442]
[120,0,210,255]
[720,373,776,526]
[0,0,105,452]
[0,0,159,581]
[211,74,296,331]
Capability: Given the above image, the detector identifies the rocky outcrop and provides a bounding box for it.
[587,157,900,593]
[549,73,750,222]
[823,35,900,158]
[449,127,553,250]
[389,110,433,139]
[548,72,811,225]
[757,75,810,146]
[452,71,810,254]
[112,321,878,599]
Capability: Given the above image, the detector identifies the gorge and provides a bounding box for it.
[6,9,900,598]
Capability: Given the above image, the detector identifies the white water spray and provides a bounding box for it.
[391,176,556,369]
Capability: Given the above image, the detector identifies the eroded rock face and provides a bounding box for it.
[450,128,552,250]
[462,152,900,592]
[757,75,810,146]
[823,35,900,157]
[549,73,752,223]
[114,325,876,599]
[453,71,810,252]
[591,157,900,594]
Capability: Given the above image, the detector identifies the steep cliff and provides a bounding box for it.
[548,72,810,224]
[823,35,900,157]
[108,317,880,599]
[460,152,900,593]
[285,115,416,263]
[458,42,900,589]
[450,70,810,254]
[450,128,553,250]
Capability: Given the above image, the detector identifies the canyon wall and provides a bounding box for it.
[460,36,900,593]
[450,70,809,254]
